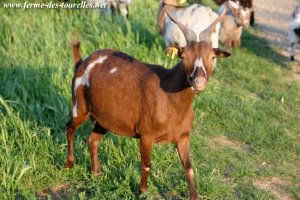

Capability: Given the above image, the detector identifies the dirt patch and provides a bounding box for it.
[36,184,73,200]
[211,136,253,154]
[254,177,293,200]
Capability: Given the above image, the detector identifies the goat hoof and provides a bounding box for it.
[64,160,74,168]
[92,169,102,176]
[138,187,148,194]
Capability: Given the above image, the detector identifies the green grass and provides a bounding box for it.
[1,0,300,199]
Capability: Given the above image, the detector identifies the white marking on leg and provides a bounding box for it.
[72,101,78,118]
[109,67,118,74]
[72,55,108,118]
[72,76,83,118]
[188,168,194,178]
[145,167,150,172]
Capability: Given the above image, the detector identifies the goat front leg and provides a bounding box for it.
[88,123,107,175]
[177,132,199,200]
[139,136,153,193]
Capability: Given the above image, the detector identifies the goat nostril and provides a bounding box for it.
[194,78,205,85]
[192,77,207,91]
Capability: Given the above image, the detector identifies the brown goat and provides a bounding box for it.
[64,7,230,200]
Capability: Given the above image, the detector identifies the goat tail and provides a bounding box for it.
[71,35,82,68]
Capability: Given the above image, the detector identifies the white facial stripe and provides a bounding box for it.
[72,101,78,117]
[189,62,198,77]
[190,58,207,78]
[72,55,108,118]
[109,67,118,74]
[187,58,207,89]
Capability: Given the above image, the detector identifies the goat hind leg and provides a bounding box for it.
[88,123,107,175]
[65,113,89,168]
[65,88,89,168]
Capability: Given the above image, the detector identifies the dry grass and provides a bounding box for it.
[36,184,72,200]
[254,177,294,200]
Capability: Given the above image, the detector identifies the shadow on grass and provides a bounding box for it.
[120,18,158,49]
[240,28,289,68]
[132,20,159,49]
[0,63,75,196]
[0,64,70,129]
[0,62,76,151]
[102,14,159,49]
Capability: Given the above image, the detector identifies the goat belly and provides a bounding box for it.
[89,84,143,137]
[87,53,147,138]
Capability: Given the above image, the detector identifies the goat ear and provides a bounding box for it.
[228,0,240,15]
[166,45,183,59]
[213,48,231,58]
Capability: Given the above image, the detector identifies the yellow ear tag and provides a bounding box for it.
[166,47,178,59]
[171,47,178,59]
[179,0,187,5]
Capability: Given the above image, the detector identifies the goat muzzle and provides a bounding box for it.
[188,67,207,91]
[190,77,207,92]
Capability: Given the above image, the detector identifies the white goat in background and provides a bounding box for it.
[158,0,220,49]
[288,4,300,61]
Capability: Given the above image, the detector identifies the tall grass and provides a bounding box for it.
[0,0,299,199]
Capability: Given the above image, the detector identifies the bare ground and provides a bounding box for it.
[254,177,294,200]
[210,134,298,199]
[210,135,253,154]
[36,184,73,200]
